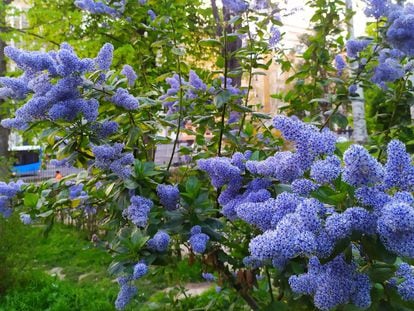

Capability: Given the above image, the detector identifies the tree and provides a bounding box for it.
[0,0,13,176]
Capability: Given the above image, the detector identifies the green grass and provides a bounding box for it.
[0,217,125,310]
[0,218,245,311]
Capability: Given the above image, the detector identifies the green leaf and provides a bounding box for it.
[263,301,288,311]
[37,210,54,218]
[252,112,272,119]
[198,39,222,48]
[331,113,349,128]
[24,193,39,208]
[172,47,185,56]
[214,90,232,108]
[107,261,125,276]
[124,179,139,190]
[361,236,396,264]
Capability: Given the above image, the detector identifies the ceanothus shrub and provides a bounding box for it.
[198,115,414,310]
[4,0,414,310]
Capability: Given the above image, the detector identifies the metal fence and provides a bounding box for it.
[19,143,185,183]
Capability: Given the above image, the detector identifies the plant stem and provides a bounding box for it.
[265,267,275,303]
[217,25,228,157]
[165,19,184,175]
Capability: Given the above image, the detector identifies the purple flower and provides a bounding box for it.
[198,157,242,189]
[335,55,346,76]
[115,283,137,310]
[147,231,170,252]
[310,155,341,184]
[122,195,153,227]
[20,213,32,225]
[291,179,319,197]
[110,88,139,110]
[364,0,390,19]
[132,262,148,280]
[349,84,358,95]
[346,39,370,58]
[95,43,114,71]
[202,273,216,282]
[222,0,249,13]
[147,9,156,20]
[94,121,119,139]
[121,65,137,86]
[387,7,414,56]
[343,144,384,187]
[75,0,119,17]
[377,199,414,257]
[156,184,180,211]
[189,226,209,254]
[92,143,134,178]
[384,139,414,190]
[289,256,371,310]
[269,26,281,48]
[372,51,404,88]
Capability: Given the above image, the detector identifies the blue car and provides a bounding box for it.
[10,146,42,176]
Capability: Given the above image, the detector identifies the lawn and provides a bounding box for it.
[0,215,247,311]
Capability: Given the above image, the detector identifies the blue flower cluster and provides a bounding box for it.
[343,144,384,187]
[50,157,72,168]
[202,273,216,282]
[372,49,405,89]
[156,184,180,211]
[147,231,170,252]
[198,157,242,189]
[133,262,148,280]
[220,180,271,220]
[291,178,319,196]
[289,256,371,310]
[20,213,32,225]
[68,183,88,200]
[110,88,139,110]
[335,54,346,76]
[92,143,134,178]
[222,0,249,13]
[122,195,153,227]
[387,5,414,56]
[0,43,118,129]
[384,140,414,190]
[197,115,414,310]
[273,115,337,172]
[310,155,341,184]
[236,198,279,231]
[0,43,140,179]
[269,26,281,48]
[346,39,370,58]
[364,0,390,19]
[357,1,414,87]
[249,198,334,269]
[243,255,263,269]
[377,199,414,257]
[121,65,137,86]
[159,71,210,114]
[0,180,24,217]
[75,0,125,18]
[114,261,147,310]
[115,281,137,310]
[392,263,414,301]
[189,225,209,254]
[325,207,376,241]
[93,120,119,139]
[147,9,156,21]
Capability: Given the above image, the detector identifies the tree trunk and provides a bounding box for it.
[211,0,242,87]
[0,0,13,177]
[346,0,368,143]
